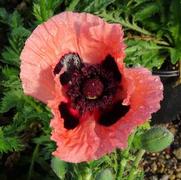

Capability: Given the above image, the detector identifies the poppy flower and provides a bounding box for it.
[20,12,163,163]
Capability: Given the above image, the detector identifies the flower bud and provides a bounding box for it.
[141,127,174,152]
[95,168,114,180]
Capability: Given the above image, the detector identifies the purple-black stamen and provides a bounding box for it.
[82,78,104,99]
[55,53,129,128]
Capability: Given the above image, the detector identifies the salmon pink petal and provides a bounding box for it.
[126,68,163,123]
[50,100,100,162]
[94,68,163,158]
[52,12,125,64]
[20,12,125,103]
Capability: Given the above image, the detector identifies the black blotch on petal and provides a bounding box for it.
[59,102,79,130]
[99,101,130,126]
[60,72,71,85]
[102,55,122,81]
[53,61,63,75]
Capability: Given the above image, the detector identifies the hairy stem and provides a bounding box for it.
[117,131,136,179]
[127,149,146,180]
[28,144,40,180]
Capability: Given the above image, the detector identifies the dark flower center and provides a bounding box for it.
[82,78,104,99]
[54,53,130,129]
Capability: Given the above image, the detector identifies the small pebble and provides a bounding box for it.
[160,175,169,180]
[169,127,177,135]
[151,176,158,180]
[169,174,176,180]
[173,148,181,160]
[176,172,181,179]
[176,167,181,172]
[151,162,157,172]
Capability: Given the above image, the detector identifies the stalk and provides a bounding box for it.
[127,149,145,180]
[28,144,40,180]
[117,131,136,179]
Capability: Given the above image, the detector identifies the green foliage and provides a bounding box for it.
[0,89,23,113]
[0,128,23,153]
[32,0,181,67]
[170,48,181,64]
[168,0,181,63]
[125,39,165,69]
[1,66,20,89]
[92,0,180,66]
[0,6,54,179]
[132,122,151,149]
[67,0,116,12]
[0,8,23,28]
[66,0,81,11]
[33,0,63,23]
[0,8,30,67]
[134,2,159,21]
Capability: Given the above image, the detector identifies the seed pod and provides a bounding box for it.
[141,127,174,152]
[95,168,114,180]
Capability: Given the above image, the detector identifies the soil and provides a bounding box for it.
[142,117,181,180]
